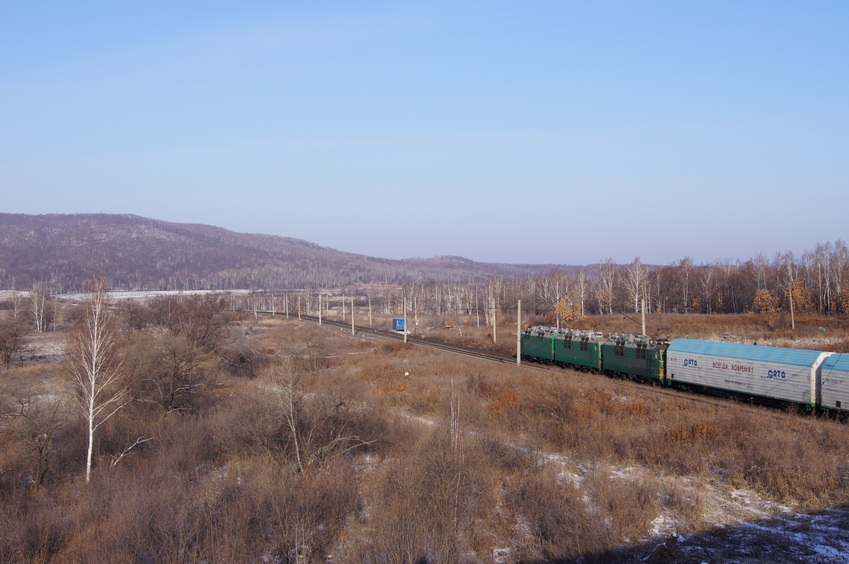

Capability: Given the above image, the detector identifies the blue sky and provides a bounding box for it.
[2,1,847,265]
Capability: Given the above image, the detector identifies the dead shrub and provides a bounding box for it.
[509,466,666,561]
[345,427,498,563]
[405,383,443,415]
[355,339,373,350]
[38,411,361,561]
[234,456,360,562]
[379,341,406,354]
[6,310,849,561]
[660,481,705,531]
[466,370,500,399]
[490,390,522,413]
[585,469,662,542]
[727,419,849,504]
[478,434,536,472]
[666,419,725,446]
[508,465,602,560]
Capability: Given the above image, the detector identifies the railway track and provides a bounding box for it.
[258,311,795,421]
[274,312,519,365]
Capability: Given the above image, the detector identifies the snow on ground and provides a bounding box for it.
[56,289,252,301]
[400,409,849,562]
[719,332,845,352]
[628,506,849,563]
[0,290,28,300]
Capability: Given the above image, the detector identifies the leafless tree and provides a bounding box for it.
[272,355,373,474]
[715,259,738,313]
[807,244,828,313]
[484,276,505,326]
[833,240,849,313]
[9,290,26,321]
[66,278,130,483]
[3,391,66,489]
[678,257,694,314]
[596,258,617,315]
[649,267,666,313]
[536,271,572,328]
[774,252,798,328]
[625,257,648,314]
[0,314,30,367]
[127,332,209,415]
[576,266,587,317]
[30,283,51,333]
[753,252,770,292]
[698,263,718,314]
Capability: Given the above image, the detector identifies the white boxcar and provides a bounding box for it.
[820,354,849,413]
[666,339,832,408]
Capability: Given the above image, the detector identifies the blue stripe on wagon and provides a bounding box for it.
[668,338,827,367]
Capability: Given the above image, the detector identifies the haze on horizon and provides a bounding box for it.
[2,2,847,266]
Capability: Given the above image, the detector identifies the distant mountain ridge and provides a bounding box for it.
[0,214,563,291]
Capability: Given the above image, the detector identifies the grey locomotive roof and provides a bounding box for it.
[668,338,828,367]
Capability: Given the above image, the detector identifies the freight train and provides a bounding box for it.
[521,326,849,414]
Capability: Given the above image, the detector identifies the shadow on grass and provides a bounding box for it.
[534,505,849,563]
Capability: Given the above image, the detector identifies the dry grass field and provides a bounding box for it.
[2,308,849,562]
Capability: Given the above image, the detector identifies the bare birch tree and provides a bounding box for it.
[576,266,587,317]
[678,257,693,314]
[698,263,717,314]
[833,240,848,313]
[597,258,617,315]
[30,283,51,333]
[753,252,770,292]
[625,257,648,314]
[811,242,832,313]
[775,252,798,328]
[66,278,129,483]
[536,271,571,328]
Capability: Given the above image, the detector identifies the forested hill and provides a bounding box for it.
[0,214,558,291]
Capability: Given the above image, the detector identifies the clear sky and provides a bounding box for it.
[2,1,847,265]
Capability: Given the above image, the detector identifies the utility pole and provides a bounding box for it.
[492,297,497,345]
[318,294,322,325]
[789,285,796,330]
[641,298,646,336]
[413,296,419,331]
[403,298,408,344]
[475,289,480,328]
[516,299,522,366]
[351,296,355,335]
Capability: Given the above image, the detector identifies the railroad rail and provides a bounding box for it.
[271,312,518,364]
[256,311,795,420]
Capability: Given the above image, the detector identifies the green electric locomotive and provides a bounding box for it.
[521,326,668,383]
[600,333,668,384]
[521,326,604,371]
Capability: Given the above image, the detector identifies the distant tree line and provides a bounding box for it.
[2,240,847,358]
[500,240,849,322]
[233,240,849,328]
